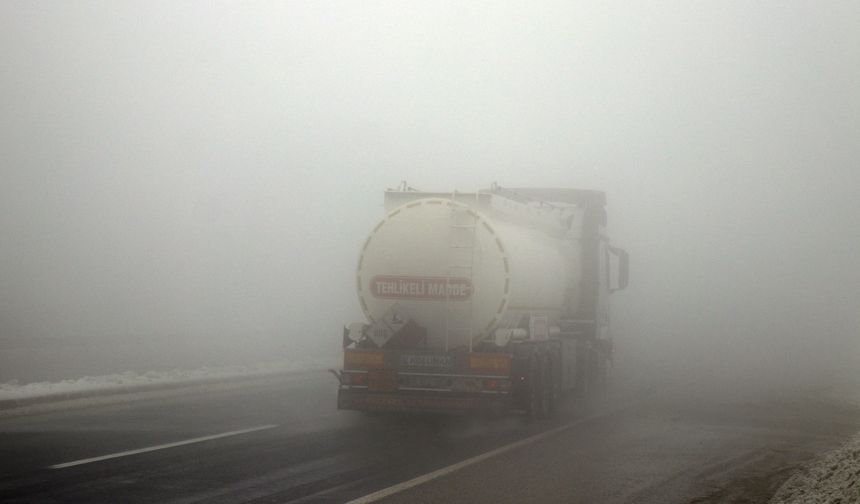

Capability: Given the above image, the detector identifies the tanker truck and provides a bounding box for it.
[335,184,628,418]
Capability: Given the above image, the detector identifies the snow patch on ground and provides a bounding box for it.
[0,358,337,402]
[770,431,860,504]
[770,384,860,504]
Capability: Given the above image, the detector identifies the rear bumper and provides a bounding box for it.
[338,388,512,415]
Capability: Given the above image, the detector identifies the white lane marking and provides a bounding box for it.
[346,414,605,504]
[49,424,278,469]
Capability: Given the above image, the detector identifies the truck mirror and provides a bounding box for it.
[609,246,629,291]
[618,249,629,290]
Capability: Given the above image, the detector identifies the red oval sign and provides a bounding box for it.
[369,275,472,300]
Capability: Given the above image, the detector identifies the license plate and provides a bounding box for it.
[399,354,454,368]
[368,369,397,392]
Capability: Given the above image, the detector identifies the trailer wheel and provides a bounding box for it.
[595,352,608,389]
[546,356,559,417]
[578,346,602,396]
[526,355,545,421]
[537,355,553,419]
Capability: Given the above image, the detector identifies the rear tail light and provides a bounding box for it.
[482,379,512,392]
[469,354,512,374]
[344,350,384,369]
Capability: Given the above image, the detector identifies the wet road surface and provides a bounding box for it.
[0,370,857,503]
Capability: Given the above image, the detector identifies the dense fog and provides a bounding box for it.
[1,1,858,390]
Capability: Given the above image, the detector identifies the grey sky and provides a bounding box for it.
[1,1,858,379]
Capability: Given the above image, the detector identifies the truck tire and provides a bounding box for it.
[581,346,602,396]
[595,353,608,389]
[526,354,546,421]
[538,355,552,419]
[546,356,559,417]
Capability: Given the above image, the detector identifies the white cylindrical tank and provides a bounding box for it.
[357,197,582,349]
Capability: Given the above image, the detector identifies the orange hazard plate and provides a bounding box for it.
[368,369,398,392]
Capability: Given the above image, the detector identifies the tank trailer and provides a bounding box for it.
[335,184,628,418]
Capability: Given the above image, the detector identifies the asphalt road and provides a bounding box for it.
[0,369,857,503]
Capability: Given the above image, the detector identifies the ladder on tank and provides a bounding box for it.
[444,193,478,352]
